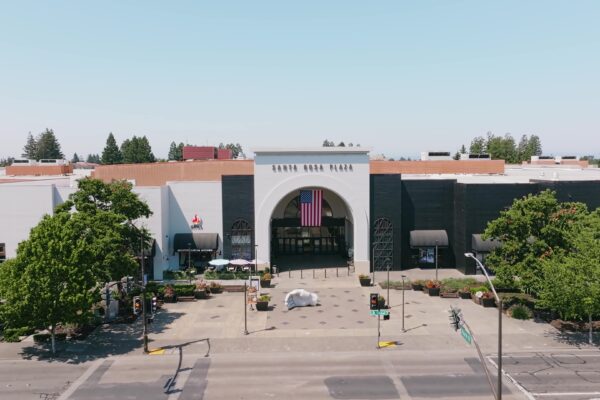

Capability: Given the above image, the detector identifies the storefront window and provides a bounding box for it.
[231,219,253,260]
[419,248,435,264]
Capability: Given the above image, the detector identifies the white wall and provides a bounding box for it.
[0,185,56,258]
[134,187,166,279]
[254,149,371,274]
[166,181,223,271]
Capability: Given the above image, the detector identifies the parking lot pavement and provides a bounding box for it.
[491,351,600,400]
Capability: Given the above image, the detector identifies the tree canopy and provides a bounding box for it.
[101,133,123,165]
[21,129,64,160]
[467,132,542,163]
[218,142,244,158]
[168,141,184,161]
[121,135,155,163]
[86,154,101,163]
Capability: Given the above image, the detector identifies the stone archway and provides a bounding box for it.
[255,174,370,275]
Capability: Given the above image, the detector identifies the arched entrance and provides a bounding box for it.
[269,188,354,270]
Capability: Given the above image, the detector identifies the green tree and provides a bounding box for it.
[484,190,588,292]
[322,139,335,147]
[218,142,244,158]
[101,133,123,165]
[0,213,104,354]
[469,136,486,154]
[486,133,517,163]
[35,129,64,159]
[527,135,542,157]
[71,153,80,163]
[55,178,153,280]
[338,141,346,147]
[86,154,101,163]
[121,135,155,163]
[22,132,38,159]
[0,157,15,167]
[168,141,178,160]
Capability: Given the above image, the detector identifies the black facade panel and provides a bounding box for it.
[222,176,255,259]
[401,180,455,269]
[370,174,403,270]
[536,181,600,211]
[454,183,540,274]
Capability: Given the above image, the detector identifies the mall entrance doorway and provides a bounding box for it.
[270,189,353,271]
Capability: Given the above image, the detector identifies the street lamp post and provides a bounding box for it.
[255,244,258,275]
[435,240,439,281]
[371,242,377,286]
[141,233,148,353]
[386,258,391,308]
[465,252,502,400]
[401,274,406,332]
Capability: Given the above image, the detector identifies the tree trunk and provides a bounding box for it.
[50,324,56,355]
[589,313,593,346]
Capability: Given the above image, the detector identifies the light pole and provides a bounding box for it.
[140,231,148,353]
[465,252,502,400]
[371,241,380,286]
[255,244,258,275]
[385,258,391,308]
[401,274,406,332]
[435,240,439,281]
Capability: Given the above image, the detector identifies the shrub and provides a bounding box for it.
[145,281,161,295]
[425,280,441,289]
[508,304,533,320]
[470,286,489,294]
[358,274,370,280]
[2,326,35,342]
[499,293,536,310]
[203,270,218,280]
[258,295,271,302]
[164,285,175,299]
[209,282,223,289]
[173,284,196,297]
[261,272,272,281]
[441,278,479,292]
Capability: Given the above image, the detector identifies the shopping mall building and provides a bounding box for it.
[1,147,600,279]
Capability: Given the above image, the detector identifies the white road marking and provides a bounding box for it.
[486,356,535,400]
[532,393,600,397]
[56,359,105,400]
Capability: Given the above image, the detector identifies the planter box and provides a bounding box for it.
[427,287,441,296]
[481,297,496,308]
[411,283,423,291]
[209,287,223,294]
[164,296,177,303]
[256,301,269,311]
[359,278,371,287]
[260,279,271,288]
[459,291,472,299]
[194,290,210,299]
[178,296,195,302]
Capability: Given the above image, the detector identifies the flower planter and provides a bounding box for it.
[194,290,210,299]
[459,291,472,299]
[256,301,269,311]
[260,279,271,288]
[440,291,459,298]
[481,297,496,308]
[411,283,423,291]
[209,287,223,294]
[164,296,177,303]
[427,287,441,296]
[177,296,195,302]
[359,278,371,287]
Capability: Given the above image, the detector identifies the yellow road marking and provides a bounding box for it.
[149,348,165,355]
[378,341,397,348]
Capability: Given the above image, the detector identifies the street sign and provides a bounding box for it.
[460,325,472,344]
[370,309,390,316]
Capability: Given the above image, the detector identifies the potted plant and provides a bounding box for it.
[209,282,223,294]
[458,286,472,299]
[358,274,371,287]
[260,272,272,288]
[470,286,488,305]
[480,291,496,308]
[195,281,210,299]
[378,295,386,309]
[163,284,177,303]
[425,280,441,296]
[411,279,425,291]
[256,294,271,311]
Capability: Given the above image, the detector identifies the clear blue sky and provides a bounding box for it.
[1,1,599,160]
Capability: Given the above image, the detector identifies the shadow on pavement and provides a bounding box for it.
[18,310,185,364]
[544,329,600,348]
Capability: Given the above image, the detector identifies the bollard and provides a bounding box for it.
[313,268,315,279]
[289,266,291,278]
[301,266,303,279]
[336,266,339,277]
[325,268,327,278]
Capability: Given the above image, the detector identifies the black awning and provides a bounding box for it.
[409,230,448,248]
[173,233,219,254]
[135,239,156,257]
[471,234,502,253]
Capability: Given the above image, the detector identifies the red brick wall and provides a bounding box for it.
[217,149,233,159]
[182,146,216,160]
[5,164,74,176]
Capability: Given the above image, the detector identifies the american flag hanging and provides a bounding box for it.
[300,189,322,227]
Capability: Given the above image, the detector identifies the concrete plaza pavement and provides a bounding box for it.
[1,268,599,399]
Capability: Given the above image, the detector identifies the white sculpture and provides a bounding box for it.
[284,289,319,309]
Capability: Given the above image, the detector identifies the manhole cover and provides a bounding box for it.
[319,321,327,325]
[210,315,219,319]
[336,315,342,318]
[318,310,324,313]
[357,321,364,324]
[282,321,289,325]
[347,299,354,302]
[352,309,358,312]
[300,315,307,319]
[344,290,350,293]
[333,304,339,307]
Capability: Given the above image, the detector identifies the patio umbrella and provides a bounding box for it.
[208,258,230,266]
[229,259,251,266]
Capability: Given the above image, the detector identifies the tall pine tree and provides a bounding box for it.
[22,132,38,159]
[35,129,64,159]
[101,133,123,165]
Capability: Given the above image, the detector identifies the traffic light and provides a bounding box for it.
[370,293,379,310]
[151,297,157,314]
[133,296,142,315]
[448,307,461,331]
